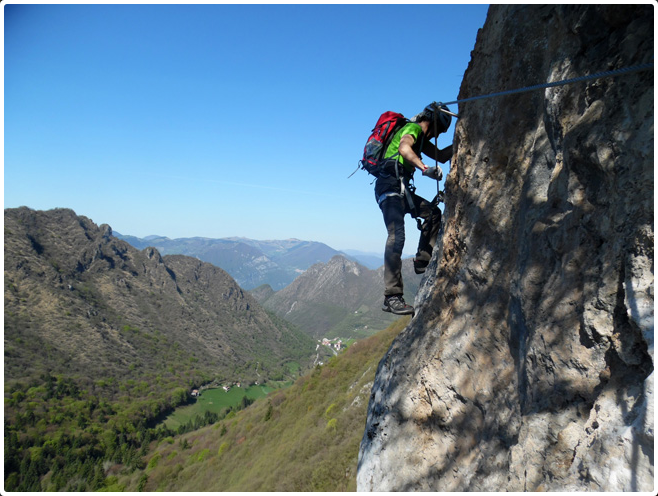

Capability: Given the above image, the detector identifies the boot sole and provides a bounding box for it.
[382,304,414,315]
[413,259,429,274]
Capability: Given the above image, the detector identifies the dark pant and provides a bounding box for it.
[379,191,441,296]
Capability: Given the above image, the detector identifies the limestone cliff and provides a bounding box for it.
[358,5,653,492]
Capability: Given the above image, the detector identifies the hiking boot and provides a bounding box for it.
[413,257,429,274]
[414,251,431,274]
[382,295,414,315]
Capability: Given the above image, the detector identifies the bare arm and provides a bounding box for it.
[398,134,429,171]
[399,134,453,173]
[422,140,453,163]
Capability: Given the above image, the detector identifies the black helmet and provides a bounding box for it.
[422,102,452,134]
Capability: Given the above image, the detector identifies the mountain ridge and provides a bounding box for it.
[253,254,420,339]
[114,232,376,290]
[4,206,318,490]
[4,206,314,388]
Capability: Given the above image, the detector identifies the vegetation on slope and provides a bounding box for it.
[3,330,307,492]
[118,317,409,492]
[4,207,406,491]
[3,207,315,491]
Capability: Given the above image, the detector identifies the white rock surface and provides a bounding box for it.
[358,4,654,492]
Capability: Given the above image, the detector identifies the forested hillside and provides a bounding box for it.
[115,318,408,491]
[4,207,315,491]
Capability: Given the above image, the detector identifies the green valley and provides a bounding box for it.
[116,318,408,492]
[3,207,410,492]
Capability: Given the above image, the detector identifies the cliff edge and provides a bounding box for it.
[357,5,653,492]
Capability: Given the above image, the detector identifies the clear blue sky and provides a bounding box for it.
[3,2,489,254]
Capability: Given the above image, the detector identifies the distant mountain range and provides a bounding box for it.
[252,255,420,339]
[114,233,384,290]
[339,249,386,270]
[111,235,421,341]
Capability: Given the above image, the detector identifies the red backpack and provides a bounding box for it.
[358,111,408,177]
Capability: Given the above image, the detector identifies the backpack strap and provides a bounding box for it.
[392,154,421,224]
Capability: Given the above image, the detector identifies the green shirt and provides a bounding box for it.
[384,122,424,173]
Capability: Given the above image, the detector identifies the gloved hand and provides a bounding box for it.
[422,166,443,181]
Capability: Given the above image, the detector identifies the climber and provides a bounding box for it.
[377,102,453,315]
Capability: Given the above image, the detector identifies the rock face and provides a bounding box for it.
[358,5,653,492]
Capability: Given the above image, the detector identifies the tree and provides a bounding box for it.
[264,401,273,422]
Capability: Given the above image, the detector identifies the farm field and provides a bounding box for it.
[163,385,273,429]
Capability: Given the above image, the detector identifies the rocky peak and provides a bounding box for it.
[259,255,418,339]
[358,5,653,492]
[324,254,362,277]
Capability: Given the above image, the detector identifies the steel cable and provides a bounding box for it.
[441,62,654,109]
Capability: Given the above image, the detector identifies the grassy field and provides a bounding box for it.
[162,385,273,429]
